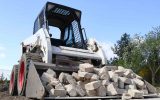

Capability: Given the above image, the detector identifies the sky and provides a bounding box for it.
[0,0,160,71]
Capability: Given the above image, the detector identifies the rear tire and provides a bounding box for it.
[17,53,42,96]
[9,65,18,96]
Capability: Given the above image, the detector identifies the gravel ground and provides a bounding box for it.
[0,91,32,100]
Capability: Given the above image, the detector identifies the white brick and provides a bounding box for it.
[118,66,125,70]
[124,69,133,78]
[118,79,124,89]
[72,72,80,81]
[125,84,136,90]
[133,78,145,89]
[106,83,118,96]
[50,78,59,86]
[90,74,99,81]
[145,81,157,93]
[75,85,86,96]
[65,74,77,85]
[117,89,126,95]
[96,86,106,96]
[105,66,118,71]
[108,71,114,79]
[128,89,143,99]
[85,81,101,90]
[114,70,124,76]
[99,66,110,80]
[94,68,100,74]
[45,83,53,92]
[41,72,54,83]
[55,83,65,90]
[59,72,66,83]
[49,89,67,97]
[79,63,94,73]
[65,84,77,97]
[112,73,119,83]
[46,68,56,78]
[141,89,148,95]
[78,71,93,80]
[122,93,132,100]
[102,80,110,86]
[86,90,97,96]
[119,77,132,84]
[77,81,85,90]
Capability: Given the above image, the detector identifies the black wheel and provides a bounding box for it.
[9,65,18,96]
[17,53,42,96]
[91,59,102,67]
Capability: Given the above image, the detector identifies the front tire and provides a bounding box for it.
[17,53,42,96]
[9,65,18,95]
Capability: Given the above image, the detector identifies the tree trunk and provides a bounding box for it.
[151,72,155,85]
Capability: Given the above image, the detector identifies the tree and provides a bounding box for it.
[112,33,133,68]
[140,26,160,85]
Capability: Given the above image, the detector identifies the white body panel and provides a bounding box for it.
[23,28,52,63]
[22,28,107,65]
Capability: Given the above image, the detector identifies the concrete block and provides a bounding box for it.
[124,69,133,78]
[50,89,67,97]
[145,81,157,93]
[78,71,93,80]
[108,71,114,78]
[133,78,145,89]
[41,72,54,83]
[72,72,80,81]
[85,81,101,90]
[105,66,118,71]
[117,89,126,95]
[128,89,143,99]
[122,93,132,100]
[125,84,136,90]
[118,79,124,89]
[112,73,119,83]
[65,84,77,97]
[79,63,94,73]
[90,74,99,81]
[50,78,60,86]
[77,81,85,90]
[55,83,65,90]
[136,75,143,80]
[118,66,125,70]
[46,68,57,78]
[65,74,77,85]
[102,80,110,86]
[106,83,118,96]
[93,68,100,74]
[114,70,124,76]
[96,85,106,96]
[59,72,66,83]
[119,77,132,84]
[99,66,110,80]
[141,89,148,95]
[75,85,86,96]
[45,83,53,92]
[86,90,97,96]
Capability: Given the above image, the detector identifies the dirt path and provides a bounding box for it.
[0,91,32,100]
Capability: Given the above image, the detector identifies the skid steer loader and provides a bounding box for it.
[9,2,109,99]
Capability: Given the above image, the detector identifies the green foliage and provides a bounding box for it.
[110,26,160,85]
[112,33,133,68]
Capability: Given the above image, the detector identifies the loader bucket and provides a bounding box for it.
[25,60,79,99]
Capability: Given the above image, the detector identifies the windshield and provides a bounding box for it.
[64,20,86,49]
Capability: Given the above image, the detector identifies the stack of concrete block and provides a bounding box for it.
[40,63,157,99]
